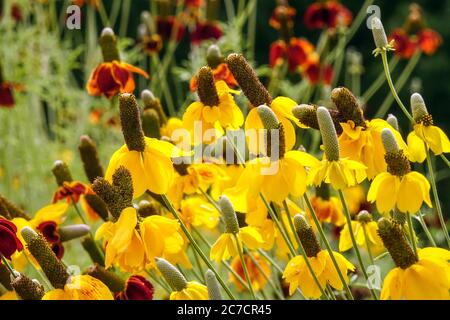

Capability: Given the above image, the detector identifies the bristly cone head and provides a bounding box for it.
[317,107,340,162]
[293,214,321,258]
[99,27,120,62]
[119,93,146,152]
[156,258,187,292]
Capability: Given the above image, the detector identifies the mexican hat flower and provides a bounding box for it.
[86,28,149,99]
[283,215,355,298]
[43,275,113,300]
[178,196,220,230]
[115,275,154,300]
[0,218,23,260]
[190,21,223,45]
[105,93,184,198]
[156,258,208,300]
[229,251,271,292]
[269,38,315,73]
[210,196,264,262]
[377,218,450,300]
[182,66,243,143]
[269,4,296,31]
[226,53,303,153]
[339,211,385,256]
[407,93,450,163]
[309,184,345,227]
[368,128,432,214]
[304,0,352,30]
[308,107,367,190]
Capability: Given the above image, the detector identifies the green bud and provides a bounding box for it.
[381,128,399,154]
[156,258,187,292]
[205,269,223,300]
[317,107,340,161]
[219,196,239,234]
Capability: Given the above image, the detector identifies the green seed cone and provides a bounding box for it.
[219,196,239,234]
[84,194,109,221]
[381,128,399,154]
[11,273,45,300]
[197,66,220,107]
[78,135,104,183]
[119,93,146,152]
[257,105,279,130]
[142,108,161,139]
[141,89,167,124]
[51,160,73,186]
[205,269,223,300]
[156,258,187,292]
[371,17,388,49]
[317,107,340,162]
[386,114,399,131]
[293,215,321,258]
[86,263,125,293]
[99,28,120,62]
[21,227,69,289]
[410,93,429,121]
[59,224,91,242]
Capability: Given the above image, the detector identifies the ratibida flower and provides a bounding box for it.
[156,258,208,300]
[183,66,243,143]
[339,211,384,256]
[368,128,432,214]
[105,93,184,198]
[308,107,367,190]
[309,184,345,227]
[210,196,263,262]
[406,93,450,163]
[225,53,303,153]
[0,218,23,260]
[179,196,220,230]
[269,38,315,73]
[304,0,352,30]
[329,87,407,179]
[377,218,450,300]
[43,275,113,300]
[115,275,154,300]
[229,252,271,292]
[283,215,355,298]
[87,28,149,99]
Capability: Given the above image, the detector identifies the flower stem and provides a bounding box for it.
[440,154,450,168]
[416,210,437,247]
[425,150,450,247]
[233,234,257,300]
[303,194,354,300]
[406,213,418,259]
[161,194,236,300]
[97,0,111,27]
[283,200,332,300]
[379,51,415,123]
[0,255,16,278]
[362,224,375,266]
[362,56,399,103]
[337,190,378,300]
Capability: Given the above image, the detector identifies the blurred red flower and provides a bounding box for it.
[270,38,315,72]
[304,1,352,30]
[190,21,223,45]
[157,16,186,42]
[190,63,237,91]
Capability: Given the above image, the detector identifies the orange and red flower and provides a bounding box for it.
[269,5,296,30]
[304,1,352,30]
[0,218,23,260]
[115,275,154,300]
[36,221,64,259]
[389,28,441,59]
[86,61,149,99]
[141,34,163,55]
[269,38,315,72]
[303,59,333,85]
[190,21,223,45]
[189,63,237,91]
[52,181,90,204]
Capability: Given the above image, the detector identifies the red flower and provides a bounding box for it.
[52,181,90,204]
[270,38,315,72]
[142,34,163,55]
[185,0,203,9]
[389,29,416,59]
[36,221,64,259]
[418,29,442,55]
[115,275,154,300]
[304,1,352,30]
[190,21,223,45]
[86,61,149,99]
[303,60,333,85]
[0,218,23,260]
[189,63,237,91]
[269,5,296,30]
[157,16,185,42]
[0,82,15,108]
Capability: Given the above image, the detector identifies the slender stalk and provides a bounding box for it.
[416,211,437,247]
[440,154,450,168]
[374,252,389,261]
[406,213,418,259]
[119,0,131,37]
[1,255,16,278]
[161,195,236,299]
[146,269,172,294]
[304,194,354,300]
[224,0,236,21]
[233,234,257,300]
[379,51,415,123]
[247,0,257,61]
[97,0,111,27]
[337,190,378,300]
[361,224,375,266]
[362,56,399,103]
[376,51,421,119]
[426,149,450,247]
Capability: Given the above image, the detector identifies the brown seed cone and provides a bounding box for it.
[99,28,120,62]
[119,93,146,152]
[292,104,342,134]
[137,200,159,218]
[331,87,366,128]
[84,194,109,221]
[78,135,104,183]
[142,108,161,139]
[11,273,45,300]
[22,228,69,289]
[225,53,272,107]
[112,166,134,206]
[86,263,125,293]
[197,66,220,106]
[0,195,30,220]
[81,236,105,267]
[294,215,321,258]
[377,218,418,269]
[0,264,13,291]
[51,160,73,186]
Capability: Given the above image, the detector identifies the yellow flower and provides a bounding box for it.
[339,119,407,179]
[105,137,182,198]
[180,196,220,229]
[407,124,450,162]
[244,96,302,154]
[309,195,345,227]
[381,247,450,300]
[170,282,209,300]
[283,250,355,298]
[210,227,264,262]
[160,117,184,143]
[343,185,366,215]
[43,275,113,300]
[339,220,384,256]
[139,214,184,266]
[95,207,146,272]
[229,252,271,292]
[367,171,432,214]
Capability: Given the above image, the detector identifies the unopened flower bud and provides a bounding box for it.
[142,108,161,139]
[356,210,372,224]
[206,44,223,68]
[219,196,239,234]
[386,114,399,131]
[156,258,187,292]
[141,89,167,124]
[58,224,91,242]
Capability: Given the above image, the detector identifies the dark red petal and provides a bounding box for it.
[96,65,121,98]
[269,41,287,68]
[37,221,60,244]
[0,224,22,259]
[122,275,154,300]
[0,84,15,108]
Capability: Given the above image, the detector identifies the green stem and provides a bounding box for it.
[246,0,257,61]
[379,51,415,123]
[406,213,418,259]
[426,149,450,247]
[97,0,111,27]
[416,211,437,247]
[440,154,450,168]
[304,194,354,300]
[337,190,378,300]
[161,195,236,300]
[146,269,172,294]
[0,255,16,278]
[376,51,421,119]
[233,234,257,300]
[119,0,131,38]
[362,56,399,103]
[362,224,375,266]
